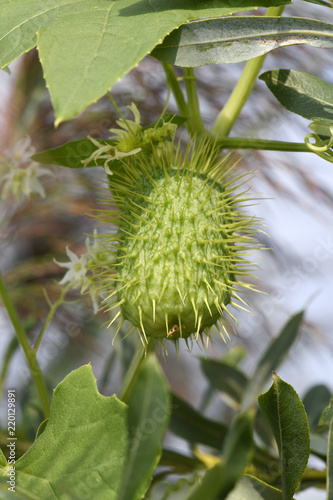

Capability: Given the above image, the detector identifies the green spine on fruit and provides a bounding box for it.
[98,139,260,347]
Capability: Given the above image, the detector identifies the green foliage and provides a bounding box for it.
[152,17,333,66]
[31,114,185,169]
[0,365,129,499]
[200,358,248,407]
[328,419,333,500]
[169,393,227,449]
[117,355,170,500]
[319,395,333,427]
[241,311,304,411]
[0,0,332,497]
[259,69,333,125]
[0,0,287,124]
[225,475,292,500]
[184,410,254,500]
[303,384,332,430]
[258,373,311,500]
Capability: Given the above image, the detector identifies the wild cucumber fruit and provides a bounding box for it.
[99,139,260,348]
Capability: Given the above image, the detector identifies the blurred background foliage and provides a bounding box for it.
[0,4,332,495]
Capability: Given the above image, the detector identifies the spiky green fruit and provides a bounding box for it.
[101,141,259,346]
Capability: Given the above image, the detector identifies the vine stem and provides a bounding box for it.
[0,272,50,418]
[211,5,285,138]
[214,137,311,152]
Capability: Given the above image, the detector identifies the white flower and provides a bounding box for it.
[54,247,88,288]
[54,241,112,314]
[81,136,141,174]
[4,136,36,166]
[1,162,52,201]
[1,136,53,201]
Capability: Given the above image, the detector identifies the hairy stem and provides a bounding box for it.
[0,272,50,418]
[211,5,285,138]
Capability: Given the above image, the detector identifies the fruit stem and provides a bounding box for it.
[0,272,50,418]
[33,287,67,353]
[161,62,190,128]
[119,339,155,404]
[210,5,285,138]
[184,67,205,135]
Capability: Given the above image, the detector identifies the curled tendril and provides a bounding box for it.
[304,126,333,163]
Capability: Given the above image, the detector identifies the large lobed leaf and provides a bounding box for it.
[258,373,310,500]
[0,365,128,499]
[260,69,333,124]
[0,0,289,124]
[152,16,333,67]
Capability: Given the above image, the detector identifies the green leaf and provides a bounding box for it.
[303,384,332,430]
[328,419,333,500]
[169,393,227,449]
[0,364,128,499]
[35,418,49,439]
[255,408,276,451]
[0,449,6,468]
[226,474,292,500]
[222,345,247,367]
[117,354,170,500]
[319,394,333,426]
[258,373,310,500]
[301,0,333,8]
[0,0,290,124]
[222,410,255,492]
[160,449,202,473]
[184,410,254,500]
[310,432,328,460]
[259,69,333,124]
[0,481,37,500]
[309,121,333,139]
[152,16,333,67]
[241,311,304,412]
[32,113,186,168]
[184,462,226,500]
[31,138,113,169]
[200,358,248,407]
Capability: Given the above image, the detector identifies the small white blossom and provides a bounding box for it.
[54,233,116,314]
[4,136,36,166]
[81,136,141,174]
[54,247,88,288]
[1,136,52,201]
[1,162,52,200]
